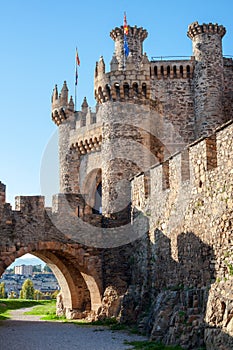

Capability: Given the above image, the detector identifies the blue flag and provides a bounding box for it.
[124,34,129,57]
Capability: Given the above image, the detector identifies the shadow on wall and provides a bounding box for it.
[140,229,233,350]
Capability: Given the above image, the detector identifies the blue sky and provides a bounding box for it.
[1,0,233,206]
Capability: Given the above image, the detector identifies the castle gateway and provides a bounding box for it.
[1,21,233,349]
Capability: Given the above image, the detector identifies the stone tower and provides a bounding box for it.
[187,22,226,137]
[95,25,163,216]
[51,81,75,193]
[110,25,148,70]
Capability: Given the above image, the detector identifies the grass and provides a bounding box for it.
[0,299,49,320]
[124,340,183,349]
[24,299,65,320]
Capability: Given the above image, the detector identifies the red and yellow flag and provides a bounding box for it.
[124,12,129,35]
[76,48,80,66]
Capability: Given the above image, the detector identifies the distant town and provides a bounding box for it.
[0,264,59,298]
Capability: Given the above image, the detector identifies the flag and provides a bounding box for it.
[75,65,78,86]
[123,12,129,35]
[124,35,129,57]
[123,13,130,57]
[76,48,80,66]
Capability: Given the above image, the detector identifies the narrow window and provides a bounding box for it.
[114,83,120,99]
[180,65,183,77]
[133,82,139,96]
[173,65,177,78]
[123,83,130,98]
[142,83,147,97]
[167,66,170,77]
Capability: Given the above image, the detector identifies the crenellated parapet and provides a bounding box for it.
[131,119,233,214]
[94,55,151,105]
[187,22,226,40]
[15,196,45,217]
[70,134,102,155]
[150,59,195,79]
[51,81,74,126]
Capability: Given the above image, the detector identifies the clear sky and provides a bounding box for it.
[1,0,233,206]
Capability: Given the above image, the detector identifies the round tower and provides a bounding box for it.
[51,81,75,193]
[94,24,163,218]
[110,25,148,70]
[187,22,226,137]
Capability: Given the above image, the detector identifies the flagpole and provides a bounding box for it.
[75,87,77,112]
[75,47,80,111]
[74,71,77,111]
[75,48,77,111]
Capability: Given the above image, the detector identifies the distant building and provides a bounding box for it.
[14,264,33,276]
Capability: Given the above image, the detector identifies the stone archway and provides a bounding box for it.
[0,241,103,319]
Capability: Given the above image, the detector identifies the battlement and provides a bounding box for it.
[132,119,233,213]
[70,134,102,155]
[94,58,195,106]
[51,81,74,126]
[15,196,45,216]
[110,25,148,42]
[150,59,195,79]
[94,54,151,104]
[187,21,226,40]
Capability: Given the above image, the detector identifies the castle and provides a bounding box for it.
[0,21,233,349]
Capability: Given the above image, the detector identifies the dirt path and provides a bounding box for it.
[0,308,147,350]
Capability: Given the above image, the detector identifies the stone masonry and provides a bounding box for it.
[1,21,233,349]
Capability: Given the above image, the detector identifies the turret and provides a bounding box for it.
[51,81,74,126]
[94,24,150,106]
[110,25,148,70]
[81,96,89,113]
[187,22,226,137]
[51,82,75,193]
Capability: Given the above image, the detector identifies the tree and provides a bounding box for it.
[33,265,42,273]
[51,290,59,299]
[43,264,52,273]
[20,279,35,300]
[34,289,43,300]
[0,282,5,298]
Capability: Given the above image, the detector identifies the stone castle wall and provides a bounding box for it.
[131,120,233,348]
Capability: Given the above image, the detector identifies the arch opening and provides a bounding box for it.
[0,245,102,319]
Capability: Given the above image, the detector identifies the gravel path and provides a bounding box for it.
[0,308,147,350]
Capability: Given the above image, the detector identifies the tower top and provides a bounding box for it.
[187,21,226,40]
[110,25,148,42]
[110,25,148,70]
